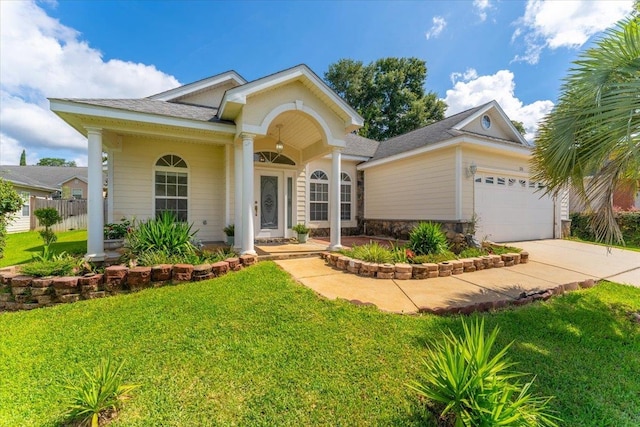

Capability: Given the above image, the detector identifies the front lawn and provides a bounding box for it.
[1,262,639,426]
[0,230,87,267]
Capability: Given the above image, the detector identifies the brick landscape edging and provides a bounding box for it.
[0,255,258,312]
[322,251,527,279]
[322,251,598,315]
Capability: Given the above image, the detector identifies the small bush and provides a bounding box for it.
[408,222,449,256]
[350,242,394,264]
[65,358,138,427]
[21,253,76,277]
[458,247,487,258]
[34,207,62,246]
[408,318,559,427]
[104,219,131,240]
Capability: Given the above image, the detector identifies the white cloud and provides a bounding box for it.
[425,16,447,40]
[473,0,491,22]
[0,1,180,165]
[450,68,479,85]
[444,69,554,142]
[512,0,633,64]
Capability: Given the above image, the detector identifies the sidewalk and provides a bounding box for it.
[275,239,640,314]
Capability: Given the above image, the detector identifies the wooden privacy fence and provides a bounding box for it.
[30,197,88,232]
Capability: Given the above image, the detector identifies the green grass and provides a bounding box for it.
[1,263,639,426]
[0,230,87,267]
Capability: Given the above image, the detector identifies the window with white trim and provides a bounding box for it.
[19,192,29,217]
[309,170,328,221]
[71,188,83,199]
[340,172,352,221]
[155,154,188,221]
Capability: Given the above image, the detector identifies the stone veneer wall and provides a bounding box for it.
[310,227,361,238]
[0,255,257,312]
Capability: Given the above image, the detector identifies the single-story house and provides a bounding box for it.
[0,165,88,233]
[49,64,567,260]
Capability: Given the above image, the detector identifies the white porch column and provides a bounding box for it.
[329,147,342,251]
[86,127,105,260]
[241,133,256,255]
[234,141,243,250]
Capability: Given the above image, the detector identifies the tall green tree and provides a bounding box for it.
[325,57,447,141]
[36,158,76,167]
[19,149,26,166]
[531,16,640,244]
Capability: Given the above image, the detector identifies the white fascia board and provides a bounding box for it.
[49,99,237,135]
[322,154,370,162]
[10,180,57,192]
[453,101,495,130]
[148,72,246,101]
[357,136,530,171]
[219,65,364,126]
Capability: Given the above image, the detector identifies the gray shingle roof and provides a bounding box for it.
[369,104,488,161]
[343,133,379,157]
[0,166,88,191]
[56,98,229,123]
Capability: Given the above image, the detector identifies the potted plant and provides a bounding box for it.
[292,223,310,243]
[104,219,131,250]
[223,224,235,246]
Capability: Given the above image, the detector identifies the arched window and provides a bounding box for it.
[340,172,352,221]
[254,151,295,165]
[155,154,188,221]
[309,170,328,221]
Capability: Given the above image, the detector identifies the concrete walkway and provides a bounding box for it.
[275,239,640,314]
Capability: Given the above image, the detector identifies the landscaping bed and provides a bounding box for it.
[1,263,639,426]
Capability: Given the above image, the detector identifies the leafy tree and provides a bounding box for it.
[37,158,77,167]
[19,149,26,166]
[511,120,526,135]
[531,16,640,244]
[0,178,24,259]
[325,57,447,141]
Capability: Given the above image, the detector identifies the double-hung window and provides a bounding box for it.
[309,170,328,221]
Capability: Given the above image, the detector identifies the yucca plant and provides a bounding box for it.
[408,318,559,427]
[351,242,394,264]
[65,358,139,427]
[408,222,449,255]
[126,211,197,257]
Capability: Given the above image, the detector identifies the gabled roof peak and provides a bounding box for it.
[148,70,247,102]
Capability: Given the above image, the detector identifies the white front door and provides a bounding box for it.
[254,170,284,238]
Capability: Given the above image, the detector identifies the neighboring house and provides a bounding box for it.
[0,166,88,233]
[569,179,640,214]
[49,64,566,260]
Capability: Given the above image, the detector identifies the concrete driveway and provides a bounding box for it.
[509,239,640,286]
[275,239,640,314]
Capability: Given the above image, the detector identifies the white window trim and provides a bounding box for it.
[153,154,190,222]
[19,192,30,217]
[308,169,329,223]
[340,172,352,221]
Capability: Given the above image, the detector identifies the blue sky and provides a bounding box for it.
[0,0,634,166]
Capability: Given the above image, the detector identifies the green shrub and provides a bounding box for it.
[458,247,487,258]
[483,243,522,255]
[65,358,138,427]
[408,318,559,427]
[571,211,640,247]
[21,252,76,277]
[104,219,132,240]
[408,222,449,256]
[0,178,24,260]
[126,212,197,257]
[135,247,238,267]
[350,242,394,264]
[292,223,309,234]
[412,251,456,264]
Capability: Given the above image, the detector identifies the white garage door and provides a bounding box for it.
[474,174,554,242]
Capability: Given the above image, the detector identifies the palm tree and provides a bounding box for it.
[531,16,640,245]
